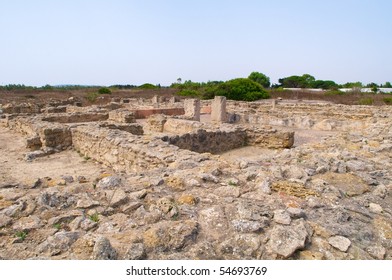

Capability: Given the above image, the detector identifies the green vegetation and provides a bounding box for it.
[383,97,392,105]
[138,83,159,89]
[248,72,270,88]
[98,87,112,94]
[88,212,100,223]
[278,74,338,89]
[215,78,270,101]
[86,92,99,102]
[172,78,269,101]
[53,223,62,230]
[15,230,28,241]
[358,97,374,105]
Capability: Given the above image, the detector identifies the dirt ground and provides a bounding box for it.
[0,126,107,187]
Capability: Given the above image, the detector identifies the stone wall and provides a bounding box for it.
[162,129,247,154]
[163,118,205,134]
[99,123,143,135]
[71,125,208,173]
[42,112,109,123]
[6,116,72,150]
[246,128,294,149]
[1,103,41,114]
[108,109,135,123]
[132,108,185,119]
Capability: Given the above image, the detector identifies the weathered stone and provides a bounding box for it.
[273,210,291,225]
[12,216,43,231]
[125,243,146,260]
[76,194,100,209]
[92,236,117,260]
[0,214,12,227]
[38,231,81,256]
[287,207,306,219]
[108,189,129,208]
[214,185,240,198]
[184,99,200,121]
[328,235,351,252]
[211,96,226,122]
[231,219,268,233]
[97,176,122,189]
[368,203,383,214]
[268,220,309,258]
[366,246,386,260]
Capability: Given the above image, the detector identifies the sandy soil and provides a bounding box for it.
[0,126,106,186]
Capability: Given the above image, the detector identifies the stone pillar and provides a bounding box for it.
[170,96,178,104]
[184,99,200,121]
[152,95,159,103]
[211,96,226,122]
[271,99,277,110]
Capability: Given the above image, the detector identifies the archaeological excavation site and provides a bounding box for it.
[0,93,391,260]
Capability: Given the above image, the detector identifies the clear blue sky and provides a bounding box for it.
[1,0,391,86]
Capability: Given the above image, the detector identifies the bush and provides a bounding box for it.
[358,97,374,105]
[86,92,99,102]
[248,72,270,88]
[383,97,392,105]
[138,83,158,89]
[177,89,200,97]
[215,78,270,101]
[98,87,112,94]
[325,90,346,96]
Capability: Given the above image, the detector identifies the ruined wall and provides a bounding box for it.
[163,118,205,134]
[246,128,294,149]
[1,103,41,114]
[133,108,185,119]
[71,126,203,173]
[42,112,109,123]
[108,109,135,123]
[6,116,72,150]
[162,129,247,154]
[99,123,143,135]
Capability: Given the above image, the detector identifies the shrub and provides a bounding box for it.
[138,83,158,89]
[177,89,200,97]
[325,90,346,96]
[248,72,271,88]
[98,87,112,94]
[215,78,270,101]
[383,97,392,105]
[86,92,99,102]
[358,98,374,105]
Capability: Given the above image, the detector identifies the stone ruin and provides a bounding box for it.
[0,95,391,260]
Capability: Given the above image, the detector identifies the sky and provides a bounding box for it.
[0,0,391,86]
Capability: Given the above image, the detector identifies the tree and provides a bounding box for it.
[382,82,392,88]
[214,78,270,101]
[278,74,315,88]
[248,72,270,88]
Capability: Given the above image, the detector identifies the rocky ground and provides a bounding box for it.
[0,100,391,260]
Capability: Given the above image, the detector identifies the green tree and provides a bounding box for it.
[98,87,112,94]
[383,82,392,88]
[248,72,270,88]
[214,78,269,101]
[278,74,315,88]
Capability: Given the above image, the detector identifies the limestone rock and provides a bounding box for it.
[268,220,309,258]
[76,194,100,209]
[108,189,129,208]
[368,203,383,214]
[38,231,81,256]
[328,236,351,252]
[92,236,117,260]
[12,216,43,231]
[0,214,12,227]
[125,243,146,260]
[273,210,291,225]
[97,176,122,189]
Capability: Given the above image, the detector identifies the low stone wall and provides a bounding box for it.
[108,109,135,123]
[42,112,109,123]
[1,103,41,114]
[133,108,185,119]
[163,118,205,134]
[162,128,247,154]
[71,126,202,173]
[246,128,294,148]
[100,123,143,135]
[6,116,72,150]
